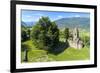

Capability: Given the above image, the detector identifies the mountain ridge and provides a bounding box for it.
[21,17,90,30]
[55,17,90,29]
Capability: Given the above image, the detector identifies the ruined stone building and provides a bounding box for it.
[68,28,84,49]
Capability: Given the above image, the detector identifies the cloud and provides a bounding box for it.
[74,15,81,17]
[66,15,81,18]
[26,15,32,18]
[58,15,63,19]
[31,13,44,16]
[36,13,44,16]
[23,14,43,22]
[34,16,42,21]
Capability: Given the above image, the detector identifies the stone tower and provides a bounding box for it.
[68,27,84,49]
[73,28,79,41]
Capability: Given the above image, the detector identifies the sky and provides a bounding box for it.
[21,10,90,22]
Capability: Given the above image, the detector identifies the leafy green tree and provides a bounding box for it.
[64,28,69,42]
[21,28,31,42]
[82,35,90,47]
[21,28,28,42]
[27,28,31,39]
[31,17,59,51]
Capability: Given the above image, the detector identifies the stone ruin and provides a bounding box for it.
[68,28,84,49]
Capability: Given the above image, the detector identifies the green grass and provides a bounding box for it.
[21,40,90,62]
[28,50,47,62]
[48,47,90,61]
[21,50,55,62]
[22,40,38,50]
[79,30,90,38]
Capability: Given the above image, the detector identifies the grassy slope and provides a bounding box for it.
[21,40,90,63]
[48,47,90,61]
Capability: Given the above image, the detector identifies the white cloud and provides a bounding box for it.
[66,15,81,18]
[58,15,63,19]
[32,13,44,16]
[74,15,80,17]
[23,15,42,22]
[34,16,42,21]
[26,15,31,18]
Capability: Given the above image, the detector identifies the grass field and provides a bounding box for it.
[21,39,90,63]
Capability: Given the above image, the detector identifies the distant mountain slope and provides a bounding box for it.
[21,21,35,27]
[55,17,90,29]
[21,17,90,30]
[21,21,27,28]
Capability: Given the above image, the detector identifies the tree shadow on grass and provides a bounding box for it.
[48,41,69,55]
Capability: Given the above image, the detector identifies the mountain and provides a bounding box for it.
[55,17,90,30]
[21,17,90,30]
[21,21,36,27]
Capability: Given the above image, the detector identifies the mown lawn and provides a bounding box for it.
[21,40,90,63]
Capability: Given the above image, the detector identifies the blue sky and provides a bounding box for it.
[21,10,90,22]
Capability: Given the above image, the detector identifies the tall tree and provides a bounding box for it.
[31,17,59,51]
[64,28,69,42]
[21,28,28,41]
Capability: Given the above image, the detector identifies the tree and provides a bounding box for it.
[21,25,31,42]
[31,17,59,51]
[27,28,31,39]
[21,28,28,42]
[81,35,90,47]
[64,28,69,42]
